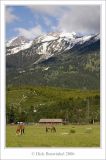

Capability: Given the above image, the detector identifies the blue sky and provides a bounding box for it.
[6,5,100,40]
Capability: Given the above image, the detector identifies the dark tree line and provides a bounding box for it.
[6,95,100,124]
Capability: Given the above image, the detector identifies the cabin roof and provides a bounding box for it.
[39,119,63,123]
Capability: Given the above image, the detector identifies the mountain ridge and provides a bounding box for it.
[6,32,100,89]
[6,32,99,58]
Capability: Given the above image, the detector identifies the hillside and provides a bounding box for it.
[6,86,100,124]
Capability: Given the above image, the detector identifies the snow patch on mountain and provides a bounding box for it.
[59,32,77,39]
[6,36,29,47]
[6,37,18,47]
[82,35,92,43]
[7,41,33,55]
[6,32,100,62]
[41,35,58,42]
[94,34,100,41]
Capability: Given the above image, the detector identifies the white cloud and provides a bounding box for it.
[28,5,66,17]
[16,25,44,39]
[7,5,100,40]
[6,7,19,23]
[43,16,53,26]
[28,5,100,34]
[58,6,100,34]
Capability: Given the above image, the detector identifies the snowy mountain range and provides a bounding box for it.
[6,32,100,89]
[6,32,100,62]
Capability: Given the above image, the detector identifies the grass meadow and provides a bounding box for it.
[6,124,100,147]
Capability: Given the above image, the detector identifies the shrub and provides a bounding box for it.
[70,129,76,133]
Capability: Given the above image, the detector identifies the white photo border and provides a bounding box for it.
[0,1,106,160]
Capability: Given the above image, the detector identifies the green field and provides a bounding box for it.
[6,87,100,147]
[6,124,100,147]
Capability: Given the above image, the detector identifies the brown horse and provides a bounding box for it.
[16,122,25,135]
[46,126,56,133]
